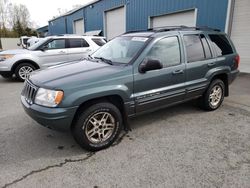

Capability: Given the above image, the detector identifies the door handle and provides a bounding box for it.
[59,51,66,54]
[172,70,184,75]
[207,62,215,67]
[84,49,92,52]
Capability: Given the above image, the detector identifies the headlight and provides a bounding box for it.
[35,88,64,107]
[0,54,15,61]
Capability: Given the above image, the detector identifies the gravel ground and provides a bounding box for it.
[0,74,250,188]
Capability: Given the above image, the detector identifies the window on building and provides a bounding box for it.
[200,34,212,59]
[46,39,66,49]
[184,35,205,62]
[68,39,89,48]
[145,36,181,67]
[208,34,233,56]
[92,38,107,46]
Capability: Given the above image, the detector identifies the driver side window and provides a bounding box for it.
[45,39,66,50]
[145,36,181,68]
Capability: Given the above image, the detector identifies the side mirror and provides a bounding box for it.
[40,46,48,51]
[139,58,163,73]
[17,43,21,46]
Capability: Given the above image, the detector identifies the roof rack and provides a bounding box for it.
[150,26,220,32]
[125,26,220,34]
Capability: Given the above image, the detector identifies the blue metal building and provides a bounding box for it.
[48,0,231,39]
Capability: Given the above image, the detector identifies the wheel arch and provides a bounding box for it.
[210,73,229,97]
[71,94,129,131]
[11,59,40,73]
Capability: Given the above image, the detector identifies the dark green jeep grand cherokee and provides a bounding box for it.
[21,26,239,151]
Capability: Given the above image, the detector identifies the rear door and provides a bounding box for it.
[36,38,69,67]
[183,33,215,98]
[67,38,92,61]
[133,35,186,114]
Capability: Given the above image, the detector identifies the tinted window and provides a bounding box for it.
[200,35,212,59]
[184,35,205,62]
[68,39,89,48]
[92,38,106,46]
[209,34,233,56]
[146,36,181,67]
[46,39,66,49]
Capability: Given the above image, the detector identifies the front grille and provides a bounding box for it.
[21,80,38,105]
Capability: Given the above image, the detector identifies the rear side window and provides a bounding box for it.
[200,34,212,59]
[92,38,106,46]
[184,35,205,62]
[146,36,181,67]
[208,34,233,56]
[68,39,89,48]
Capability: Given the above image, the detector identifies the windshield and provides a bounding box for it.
[92,36,148,64]
[28,38,48,50]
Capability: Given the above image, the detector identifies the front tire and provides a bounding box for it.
[72,102,123,151]
[15,63,36,81]
[200,79,225,111]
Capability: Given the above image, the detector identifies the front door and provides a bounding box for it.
[133,36,186,113]
[35,39,68,67]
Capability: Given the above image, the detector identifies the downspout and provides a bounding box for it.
[65,16,68,34]
[225,0,235,37]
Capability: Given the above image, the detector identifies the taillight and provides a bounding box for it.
[235,55,240,69]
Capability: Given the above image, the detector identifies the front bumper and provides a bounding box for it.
[0,71,13,77]
[21,96,78,132]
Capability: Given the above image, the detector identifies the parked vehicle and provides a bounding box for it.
[21,26,239,151]
[27,37,41,47]
[0,35,106,81]
[17,36,32,48]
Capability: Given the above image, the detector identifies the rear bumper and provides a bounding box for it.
[229,69,240,85]
[21,96,78,132]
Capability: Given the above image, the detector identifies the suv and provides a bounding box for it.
[0,35,106,81]
[21,26,239,151]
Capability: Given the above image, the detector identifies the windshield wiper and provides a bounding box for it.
[94,57,113,65]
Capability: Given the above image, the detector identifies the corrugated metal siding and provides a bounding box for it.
[48,16,67,35]
[66,9,84,34]
[126,0,228,32]
[84,0,126,32]
[48,0,229,35]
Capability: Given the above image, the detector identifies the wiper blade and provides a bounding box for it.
[94,57,113,65]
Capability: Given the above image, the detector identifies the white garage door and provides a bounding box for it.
[105,7,125,40]
[231,0,250,73]
[74,19,84,35]
[150,9,197,28]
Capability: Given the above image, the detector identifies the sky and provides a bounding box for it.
[10,0,94,28]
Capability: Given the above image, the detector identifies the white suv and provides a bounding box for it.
[0,35,106,81]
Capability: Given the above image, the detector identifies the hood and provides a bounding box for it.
[29,60,126,89]
[0,49,30,55]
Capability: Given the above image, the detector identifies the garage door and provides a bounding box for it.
[74,19,84,35]
[230,0,250,73]
[105,7,125,40]
[150,9,196,28]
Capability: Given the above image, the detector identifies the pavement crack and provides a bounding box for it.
[2,152,95,188]
[2,131,129,188]
[111,131,128,147]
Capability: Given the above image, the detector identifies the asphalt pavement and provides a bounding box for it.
[0,74,250,188]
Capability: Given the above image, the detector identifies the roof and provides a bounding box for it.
[36,25,49,32]
[46,34,104,39]
[49,0,101,22]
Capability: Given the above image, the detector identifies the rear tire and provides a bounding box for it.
[72,102,123,151]
[200,79,225,111]
[15,63,36,81]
